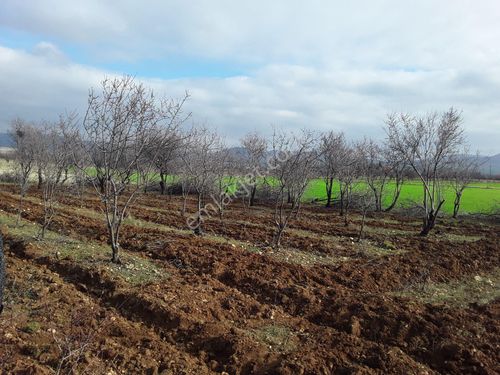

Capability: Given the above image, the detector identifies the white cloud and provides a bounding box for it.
[32,41,68,63]
[0,1,500,154]
[2,1,500,67]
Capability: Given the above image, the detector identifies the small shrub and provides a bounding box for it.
[0,172,16,183]
[23,321,41,334]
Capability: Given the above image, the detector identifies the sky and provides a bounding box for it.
[0,0,499,154]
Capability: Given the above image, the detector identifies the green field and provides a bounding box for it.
[2,158,499,214]
[302,179,500,214]
[83,171,500,214]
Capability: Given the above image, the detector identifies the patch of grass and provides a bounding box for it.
[439,233,483,243]
[363,225,412,236]
[362,224,483,243]
[106,255,167,285]
[204,231,346,266]
[358,239,406,257]
[22,321,41,334]
[123,214,191,235]
[289,227,404,260]
[251,324,297,353]
[393,268,500,308]
[266,246,347,266]
[365,217,401,225]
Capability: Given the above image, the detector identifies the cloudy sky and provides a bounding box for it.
[0,0,499,154]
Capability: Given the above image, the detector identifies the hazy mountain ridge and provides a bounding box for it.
[479,154,500,176]
[0,133,13,147]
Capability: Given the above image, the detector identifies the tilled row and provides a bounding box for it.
[1,191,499,373]
[0,243,215,374]
[1,226,433,374]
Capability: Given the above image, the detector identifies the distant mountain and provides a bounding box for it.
[0,133,13,147]
[479,154,500,177]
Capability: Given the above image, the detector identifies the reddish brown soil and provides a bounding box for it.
[0,185,499,374]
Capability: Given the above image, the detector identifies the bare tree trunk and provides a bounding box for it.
[420,200,445,236]
[452,191,462,218]
[292,200,302,220]
[60,168,69,185]
[357,210,367,242]
[106,220,121,263]
[384,180,402,212]
[376,191,383,212]
[339,186,345,216]
[16,193,25,226]
[111,242,120,263]
[343,187,351,226]
[159,171,166,195]
[273,224,285,249]
[98,176,106,195]
[194,192,203,235]
[37,167,43,189]
[325,177,334,207]
[38,223,48,240]
[249,184,257,207]
[180,183,187,217]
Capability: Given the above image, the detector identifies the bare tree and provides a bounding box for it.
[318,131,346,208]
[10,119,39,225]
[212,142,239,222]
[448,151,480,218]
[182,127,222,235]
[145,130,185,195]
[383,146,407,212]
[358,138,406,212]
[270,129,320,248]
[386,108,465,235]
[240,131,267,207]
[36,115,77,239]
[76,76,189,262]
[338,142,361,226]
[356,185,375,242]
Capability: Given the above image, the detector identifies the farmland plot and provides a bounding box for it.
[0,185,499,374]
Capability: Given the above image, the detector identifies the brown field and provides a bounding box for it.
[0,184,499,374]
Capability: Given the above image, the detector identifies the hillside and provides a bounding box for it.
[480,153,500,176]
[0,133,12,147]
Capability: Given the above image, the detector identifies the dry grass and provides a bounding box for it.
[250,324,297,353]
[394,268,500,307]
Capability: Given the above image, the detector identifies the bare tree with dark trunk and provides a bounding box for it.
[76,76,189,263]
[240,131,267,207]
[319,131,345,208]
[182,127,222,235]
[359,139,406,212]
[270,129,320,248]
[146,131,184,195]
[448,151,480,218]
[383,147,407,212]
[386,108,465,236]
[338,142,361,226]
[356,185,375,242]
